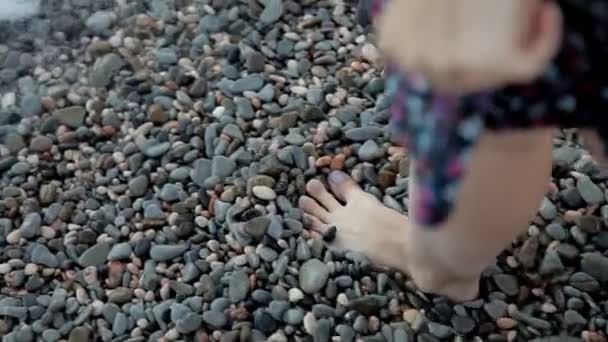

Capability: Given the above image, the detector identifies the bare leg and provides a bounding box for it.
[300,128,553,301]
[406,128,553,300]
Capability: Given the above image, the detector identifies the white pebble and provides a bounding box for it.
[212,106,225,118]
[24,264,38,275]
[195,216,209,228]
[252,186,277,201]
[165,328,179,341]
[288,288,304,303]
[0,264,11,274]
[6,230,21,245]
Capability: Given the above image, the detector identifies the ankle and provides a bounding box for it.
[406,261,480,301]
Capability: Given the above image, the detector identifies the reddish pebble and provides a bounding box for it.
[583,331,608,342]
[330,154,345,170]
[497,317,518,330]
[564,210,582,223]
[315,156,332,167]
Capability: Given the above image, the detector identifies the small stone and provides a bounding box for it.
[260,0,284,24]
[86,11,115,33]
[577,176,603,205]
[283,308,304,325]
[492,274,519,296]
[299,259,330,294]
[107,242,132,260]
[202,310,227,328]
[30,136,53,152]
[577,215,601,233]
[288,288,304,303]
[78,243,111,267]
[53,106,86,128]
[31,244,58,268]
[565,309,587,327]
[231,76,264,93]
[496,317,517,330]
[68,327,91,342]
[483,300,507,320]
[322,226,337,242]
[108,287,132,304]
[89,53,124,88]
[150,244,189,262]
[176,313,203,334]
[154,48,178,65]
[19,213,41,239]
[159,183,181,202]
[42,329,60,342]
[570,272,600,292]
[581,253,608,283]
[358,140,382,161]
[252,186,276,200]
[148,104,168,124]
[314,318,332,342]
[428,322,453,339]
[402,309,425,331]
[539,197,557,220]
[451,315,475,334]
[212,156,236,180]
[546,223,567,241]
[539,250,565,275]
[229,271,250,302]
[517,236,538,269]
[39,184,58,205]
[345,127,383,141]
[129,175,149,197]
[191,158,212,186]
[246,51,266,73]
[245,216,270,240]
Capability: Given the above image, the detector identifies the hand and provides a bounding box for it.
[377,0,563,93]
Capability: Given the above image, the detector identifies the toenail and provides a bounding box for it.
[329,171,347,184]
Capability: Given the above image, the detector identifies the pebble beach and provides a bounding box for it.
[0,1,607,341]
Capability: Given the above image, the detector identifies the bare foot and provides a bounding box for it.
[299,170,409,272]
[299,170,480,302]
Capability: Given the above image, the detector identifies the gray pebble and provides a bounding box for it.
[212,156,236,180]
[539,251,565,275]
[86,11,115,33]
[112,312,128,336]
[31,244,58,268]
[577,176,603,205]
[345,127,383,141]
[128,175,149,197]
[539,197,557,220]
[260,0,284,24]
[581,253,608,282]
[159,183,181,202]
[150,244,189,262]
[89,54,124,88]
[229,271,249,303]
[492,274,519,296]
[78,242,110,267]
[202,310,227,328]
[107,242,132,261]
[283,308,304,325]
[176,313,203,334]
[358,140,382,161]
[19,212,41,239]
[299,259,329,294]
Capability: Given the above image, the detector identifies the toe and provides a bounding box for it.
[306,179,341,210]
[299,196,331,223]
[328,170,364,203]
[303,214,329,234]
